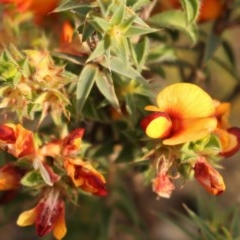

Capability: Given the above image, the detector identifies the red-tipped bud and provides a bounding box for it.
[194,157,225,195]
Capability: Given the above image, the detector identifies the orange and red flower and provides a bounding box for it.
[0,0,59,24]
[0,123,37,158]
[17,188,66,239]
[64,157,107,196]
[141,83,217,145]
[194,157,225,195]
[41,128,85,157]
[41,128,107,196]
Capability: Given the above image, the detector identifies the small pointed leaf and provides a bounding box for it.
[96,70,120,111]
[101,56,147,85]
[77,64,98,115]
[149,10,198,45]
[180,0,200,24]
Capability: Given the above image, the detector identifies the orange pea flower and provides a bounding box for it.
[194,157,225,195]
[0,0,59,24]
[141,83,217,145]
[58,21,91,57]
[0,123,37,158]
[60,21,74,45]
[41,128,85,157]
[41,128,107,196]
[0,164,23,191]
[17,188,66,239]
[64,158,107,196]
[198,0,224,23]
[152,172,175,198]
[214,100,240,157]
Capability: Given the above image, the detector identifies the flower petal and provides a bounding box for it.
[141,112,172,139]
[152,173,175,198]
[144,105,161,112]
[62,128,84,156]
[64,158,107,196]
[15,124,37,158]
[53,201,67,240]
[0,124,16,143]
[163,117,217,145]
[17,208,37,226]
[217,127,240,157]
[157,83,215,119]
[214,101,231,129]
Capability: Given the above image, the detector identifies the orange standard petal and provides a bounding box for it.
[157,83,215,119]
[194,157,225,195]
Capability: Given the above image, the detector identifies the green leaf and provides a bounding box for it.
[82,22,96,42]
[95,69,120,111]
[230,207,240,238]
[111,3,125,25]
[101,56,147,85]
[130,37,149,71]
[97,0,114,17]
[72,5,94,16]
[21,170,44,187]
[77,64,98,116]
[149,10,198,45]
[203,32,221,62]
[183,204,220,240]
[87,34,111,62]
[119,16,135,33]
[125,25,157,37]
[88,15,111,33]
[114,35,129,63]
[180,0,200,24]
[131,0,151,11]
[52,0,97,13]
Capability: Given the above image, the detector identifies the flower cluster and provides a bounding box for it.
[0,0,239,238]
[141,83,240,198]
[0,48,72,124]
[0,123,107,239]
